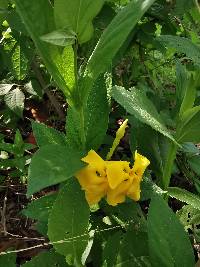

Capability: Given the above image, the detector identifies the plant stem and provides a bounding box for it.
[79,106,86,149]
[162,142,178,190]
[73,42,86,149]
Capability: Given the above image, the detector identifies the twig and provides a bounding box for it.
[31,61,65,121]
[0,219,135,256]
[0,190,8,235]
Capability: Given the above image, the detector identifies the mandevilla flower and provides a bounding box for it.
[75,150,150,206]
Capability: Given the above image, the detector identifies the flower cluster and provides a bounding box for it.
[75,150,150,206]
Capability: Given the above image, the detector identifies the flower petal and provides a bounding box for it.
[106,161,130,189]
[132,151,150,180]
[85,191,105,205]
[82,150,105,169]
[106,179,132,206]
[127,179,141,201]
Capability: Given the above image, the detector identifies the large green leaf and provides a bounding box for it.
[179,73,198,117]
[112,86,175,142]
[15,0,75,100]
[4,87,25,117]
[27,144,85,196]
[177,106,200,143]
[102,232,122,267]
[188,155,200,176]
[48,179,90,266]
[22,193,57,222]
[0,253,16,267]
[148,195,195,267]
[0,84,13,96]
[54,0,104,44]
[87,0,156,79]
[177,205,200,229]
[103,228,150,267]
[40,29,76,47]
[32,121,67,147]
[22,250,67,267]
[157,35,200,66]
[66,75,109,150]
[11,38,29,80]
[168,187,200,211]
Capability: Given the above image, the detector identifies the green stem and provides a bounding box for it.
[79,106,86,149]
[73,42,86,149]
[162,142,178,190]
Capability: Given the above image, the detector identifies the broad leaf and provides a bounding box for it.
[66,75,109,150]
[22,193,58,222]
[27,144,85,196]
[177,106,200,143]
[112,86,175,142]
[22,250,67,267]
[102,232,122,267]
[177,205,200,229]
[157,35,200,66]
[40,29,76,46]
[48,179,90,266]
[87,0,156,79]
[179,73,198,117]
[32,121,67,147]
[188,155,200,176]
[148,195,195,267]
[15,0,75,100]
[0,84,13,96]
[54,0,104,44]
[168,187,200,211]
[11,38,29,80]
[4,87,25,117]
[0,253,16,267]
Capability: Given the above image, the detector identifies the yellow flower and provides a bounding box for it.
[75,150,150,206]
[75,150,108,206]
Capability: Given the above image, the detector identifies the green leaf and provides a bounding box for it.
[59,46,75,92]
[11,38,29,80]
[177,205,200,229]
[48,179,90,266]
[0,253,16,267]
[13,129,24,157]
[0,84,13,96]
[188,155,200,176]
[22,193,57,222]
[177,106,200,143]
[129,118,165,178]
[27,144,85,196]
[15,0,75,100]
[157,35,200,66]
[84,75,109,149]
[32,121,67,147]
[148,195,195,267]
[22,250,67,267]
[179,73,198,117]
[112,86,175,142]
[66,75,109,150]
[102,232,122,267]
[167,187,200,211]
[40,29,76,46]
[175,61,188,110]
[87,0,156,79]
[107,228,150,267]
[4,87,25,117]
[54,0,104,44]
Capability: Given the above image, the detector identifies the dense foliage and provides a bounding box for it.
[0,0,200,266]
